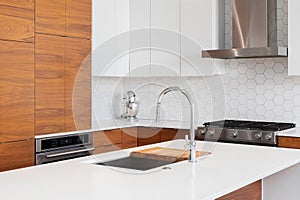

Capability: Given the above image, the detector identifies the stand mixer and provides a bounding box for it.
[121,91,139,121]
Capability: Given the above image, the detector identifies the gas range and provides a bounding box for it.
[197,120,296,146]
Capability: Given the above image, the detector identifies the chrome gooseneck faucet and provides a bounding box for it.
[155,86,197,163]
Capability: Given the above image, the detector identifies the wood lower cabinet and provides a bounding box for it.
[0,40,34,143]
[137,127,161,146]
[65,37,91,131]
[93,130,122,154]
[121,128,138,149]
[278,136,300,149]
[160,128,188,142]
[217,180,261,200]
[35,34,65,135]
[0,0,34,42]
[0,140,35,172]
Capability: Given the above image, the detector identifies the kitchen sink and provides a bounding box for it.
[95,156,175,171]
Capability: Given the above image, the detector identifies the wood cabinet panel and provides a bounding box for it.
[65,37,91,131]
[36,0,65,36]
[137,127,161,146]
[93,130,122,147]
[66,0,91,39]
[121,128,137,149]
[278,136,300,149]
[217,180,261,200]
[0,40,34,143]
[0,139,34,172]
[160,128,187,142]
[35,34,65,135]
[0,0,34,42]
[93,144,121,155]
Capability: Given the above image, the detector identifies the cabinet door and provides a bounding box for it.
[36,0,65,36]
[35,34,65,135]
[121,128,138,149]
[0,140,34,172]
[93,130,122,147]
[137,127,161,146]
[0,40,34,143]
[150,0,181,76]
[278,137,300,149]
[181,0,224,76]
[66,0,91,39]
[0,1,34,42]
[288,0,300,75]
[160,128,187,142]
[65,37,91,131]
[129,0,151,77]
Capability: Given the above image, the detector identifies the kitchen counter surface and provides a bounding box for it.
[35,119,198,139]
[1,140,300,200]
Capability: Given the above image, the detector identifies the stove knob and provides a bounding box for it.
[264,133,273,140]
[230,130,238,138]
[253,132,262,140]
[208,129,215,136]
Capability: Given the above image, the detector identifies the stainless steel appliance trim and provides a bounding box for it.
[202,46,287,59]
[35,132,93,153]
[45,147,95,158]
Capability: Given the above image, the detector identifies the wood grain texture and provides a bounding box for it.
[0,0,34,42]
[138,127,161,146]
[35,34,65,135]
[93,129,122,147]
[217,180,262,200]
[93,144,122,155]
[131,147,210,162]
[65,37,91,131]
[0,139,34,172]
[66,0,91,39]
[36,0,65,36]
[160,128,188,142]
[0,40,34,143]
[278,136,300,149]
[121,128,138,149]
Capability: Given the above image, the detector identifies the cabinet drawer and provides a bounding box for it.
[0,140,34,172]
[93,144,121,155]
[137,127,161,146]
[121,128,137,148]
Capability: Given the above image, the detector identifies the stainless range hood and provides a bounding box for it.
[202,0,288,59]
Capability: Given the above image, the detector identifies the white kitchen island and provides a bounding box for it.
[1,140,300,200]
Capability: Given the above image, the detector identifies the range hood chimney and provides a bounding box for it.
[202,0,288,59]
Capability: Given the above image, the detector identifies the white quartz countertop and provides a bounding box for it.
[35,119,196,139]
[2,140,300,200]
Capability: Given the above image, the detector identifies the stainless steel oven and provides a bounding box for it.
[35,132,94,165]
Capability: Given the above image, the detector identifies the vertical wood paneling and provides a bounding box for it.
[66,0,91,39]
[35,34,65,135]
[0,40,34,142]
[0,0,34,42]
[36,0,66,36]
[65,37,91,131]
[0,140,35,172]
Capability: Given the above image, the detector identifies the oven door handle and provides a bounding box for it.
[45,147,95,158]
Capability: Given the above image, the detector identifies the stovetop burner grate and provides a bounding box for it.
[203,120,296,131]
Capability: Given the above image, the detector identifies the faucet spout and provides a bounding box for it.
[155,86,197,163]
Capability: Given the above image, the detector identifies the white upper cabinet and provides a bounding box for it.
[150,0,181,76]
[289,0,300,76]
[181,0,225,76]
[93,0,224,77]
[92,0,130,77]
[129,0,151,77]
